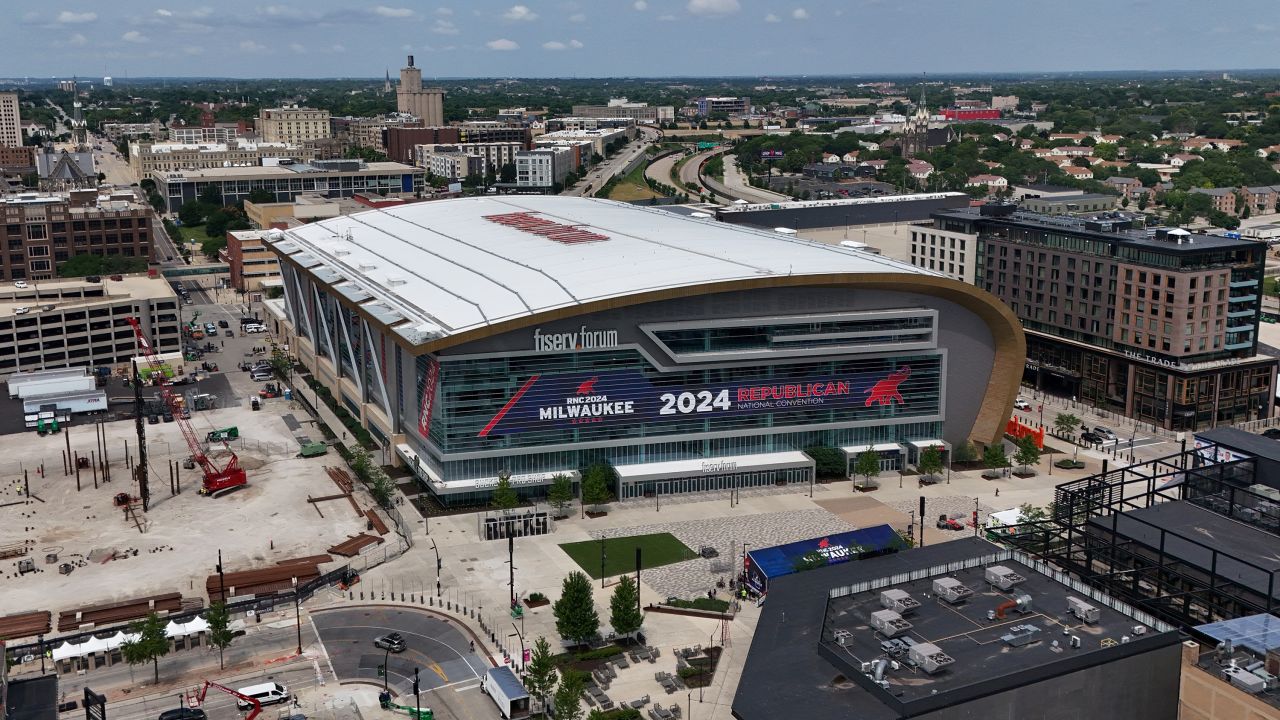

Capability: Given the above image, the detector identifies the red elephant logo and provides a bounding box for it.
[864,366,911,407]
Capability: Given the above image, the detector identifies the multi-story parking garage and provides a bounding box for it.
[266,197,1023,506]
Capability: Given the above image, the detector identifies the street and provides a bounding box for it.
[562,127,659,197]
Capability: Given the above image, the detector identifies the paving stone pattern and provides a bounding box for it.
[598,508,854,600]
[882,496,999,523]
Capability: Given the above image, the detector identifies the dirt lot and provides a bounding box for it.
[0,388,368,621]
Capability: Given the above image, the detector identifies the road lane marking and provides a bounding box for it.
[429,661,447,682]
[452,682,480,693]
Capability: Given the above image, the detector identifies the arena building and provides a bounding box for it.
[265,197,1023,505]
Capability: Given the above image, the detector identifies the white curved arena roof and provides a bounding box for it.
[267,196,941,345]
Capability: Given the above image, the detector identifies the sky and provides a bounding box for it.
[4,0,1280,79]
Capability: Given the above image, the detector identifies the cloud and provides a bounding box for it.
[432,19,459,34]
[569,39,583,48]
[542,41,567,50]
[121,30,147,42]
[68,33,88,46]
[569,12,586,22]
[687,0,739,16]
[155,8,173,16]
[374,6,415,18]
[486,38,519,50]
[764,13,779,22]
[503,5,538,21]
[289,42,307,53]
[239,39,267,51]
[634,0,648,9]
[436,7,453,15]
[792,7,809,19]
[57,10,97,23]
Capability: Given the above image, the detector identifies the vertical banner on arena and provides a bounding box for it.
[418,355,440,439]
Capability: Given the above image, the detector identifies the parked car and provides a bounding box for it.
[1092,426,1117,442]
[162,411,174,423]
[225,329,235,337]
[147,414,160,425]
[14,307,28,315]
[1262,428,1280,440]
[218,320,230,328]
[14,281,27,288]
[1013,398,1032,411]
[158,709,207,720]
[374,632,407,653]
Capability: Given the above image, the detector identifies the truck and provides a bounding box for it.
[480,667,530,720]
[207,427,239,443]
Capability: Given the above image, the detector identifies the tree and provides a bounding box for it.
[499,162,517,184]
[1014,435,1041,474]
[247,188,275,204]
[197,185,223,206]
[120,611,169,683]
[546,474,574,518]
[1018,502,1048,522]
[853,450,881,488]
[491,471,519,511]
[200,236,227,260]
[177,201,205,227]
[609,575,643,637]
[983,443,1010,473]
[525,636,559,713]
[1053,413,1081,438]
[917,445,944,481]
[553,670,586,720]
[553,571,599,647]
[581,463,613,510]
[805,446,847,479]
[952,441,977,463]
[206,601,234,670]
[205,209,232,238]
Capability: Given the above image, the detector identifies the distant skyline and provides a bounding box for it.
[4,0,1280,79]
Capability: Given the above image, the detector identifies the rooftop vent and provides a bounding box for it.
[357,262,377,271]
[385,276,407,287]
[1224,666,1266,694]
[880,589,921,615]
[991,593,1033,620]
[870,609,913,638]
[932,578,973,605]
[907,642,954,674]
[1067,597,1101,624]
[833,629,854,647]
[1001,624,1042,647]
[985,565,1026,591]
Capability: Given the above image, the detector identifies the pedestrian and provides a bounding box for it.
[995,487,1000,497]
[469,640,475,653]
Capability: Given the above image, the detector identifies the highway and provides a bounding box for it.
[719,154,793,203]
[643,150,683,191]
[562,126,660,197]
[678,149,736,204]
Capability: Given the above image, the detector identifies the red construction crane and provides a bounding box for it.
[189,681,263,720]
[127,317,246,496]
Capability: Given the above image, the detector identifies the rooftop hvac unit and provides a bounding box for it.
[880,589,921,615]
[1223,666,1266,694]
[908,642,955,675]
[1067,597,1101,624]
[833,629,854,647]
[1235,507,1261,522]
[985,565,1026,591]
[932,577,974,605]
[1001,624,1042,647]
[1247,484,1280,502]
[871,609,913,638]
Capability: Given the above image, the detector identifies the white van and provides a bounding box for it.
[235,682,290,709]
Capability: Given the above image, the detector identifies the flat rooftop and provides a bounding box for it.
[715,192,967,214]
[158,161,415,180]
[1087,501,1280,601]
[735,538,1178,720]
[267,196,943,345]
[0,275,175,316]
[933,207,1260,252]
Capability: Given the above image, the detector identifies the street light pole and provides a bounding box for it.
[383,645,391,692]
[431,538,441,597]
[293,579,302,655]
[600,534,607,588]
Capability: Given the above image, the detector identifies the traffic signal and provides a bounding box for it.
[413,668,420,696]
[377,664,386,678]
[436,557,442,572]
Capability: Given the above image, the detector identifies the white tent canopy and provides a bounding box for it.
[51,617,210,661]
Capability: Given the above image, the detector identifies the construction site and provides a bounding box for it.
[0,341,389,636]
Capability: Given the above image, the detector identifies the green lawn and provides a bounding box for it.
[559,532,695,579]
[606,159,661,202]
[175,224,222,244]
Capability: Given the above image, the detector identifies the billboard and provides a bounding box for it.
[760,149,785,159]
[477,363,931,438]
[744,525,902,593]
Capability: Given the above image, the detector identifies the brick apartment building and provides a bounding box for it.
[928,205,1276,429]
[383,125,531,165]
[1,190,154,281]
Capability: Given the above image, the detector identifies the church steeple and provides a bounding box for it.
[383,68,392,94]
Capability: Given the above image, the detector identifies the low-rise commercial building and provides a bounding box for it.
[1181,615,1280,719]
[0,276,180,373]
[101,121,164,141]
[383,125,531,165]
[514,148,572,189]
[535,128,628,157]
[0,190,154,281]
[696,96,751,116]
[168,123,247,144]
[0,146,35,174]
[244,194,343,229]
[257,107,331,145]
[545,117,637,133]
[128,139,316,180]
[1019,192,1119,215]
[570,100,673,123]
[331,114,420,153]
[418,147,482,182]
[152,160,424,213]
[226,230,282,292]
